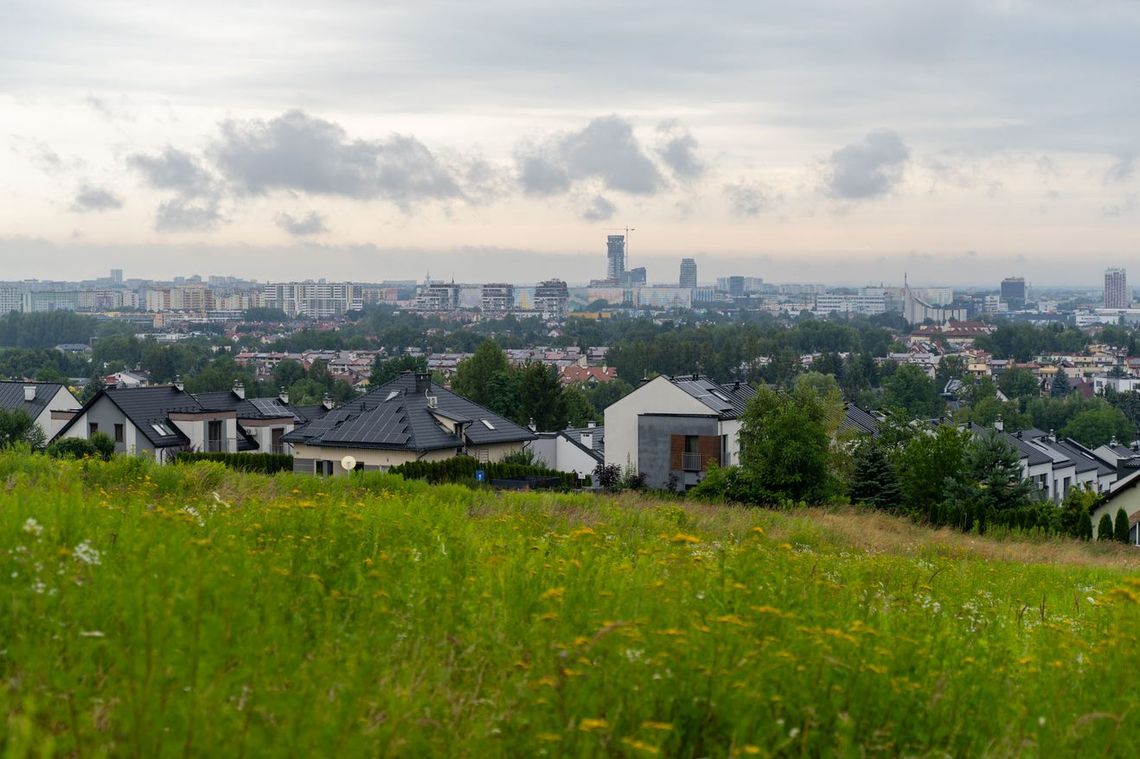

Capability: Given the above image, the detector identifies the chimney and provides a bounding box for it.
[994,415,1004,432]
[23,384,35,402]
[278,386,289,405]
[580,431,593,449]
[587,420,597,428]
[173,376,184,392]
[322,393,334,410]
[414,371,432,394]
[232,380,245,400]
[528,418,537,432]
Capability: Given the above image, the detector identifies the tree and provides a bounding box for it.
[882,364,945,420]
[1098,513,1114,542]
[736,383,836,504]
[893,424,971,519]
[997,368,1040,405]
[1115,508,1131,543]
[934,355,966,391]
[0,409,45,449]
[563,385,597,427]
[452,339,511,407]
[1050,370,1072,398]
[517,362,568,432]
[272,360,307,391]
[849,440,902,511]
[369,354,427,388]
[940,430,1037,532]
[586,378,633,417]
[1061,406,1134,448]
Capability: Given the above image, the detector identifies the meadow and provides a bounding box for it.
[3,452,1140,757]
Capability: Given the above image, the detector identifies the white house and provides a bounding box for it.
[603,374,755,490]
[529,424,604,481]
[0,381,82,440]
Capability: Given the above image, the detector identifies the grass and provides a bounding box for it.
[3,452,1140,756]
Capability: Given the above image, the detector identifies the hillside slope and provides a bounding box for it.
[2,452,1140,757]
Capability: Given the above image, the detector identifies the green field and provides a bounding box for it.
[3,453,1140,757]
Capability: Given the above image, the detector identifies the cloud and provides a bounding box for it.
[276,211,328,236]
[1105,152,1135,184]
[723,180,770,217]
[823,129,910,200]
[70,183,123,213]
[10,137,64,175]
[655,122,704,181]
[582,195,616,221]
[516,116,665,196]
[210,110,466,208]
[128,147,215,197]
[155,198,223,232]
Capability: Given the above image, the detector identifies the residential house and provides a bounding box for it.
[193,382,328,455]
[0,381,82,440]
[603,374,755,490]
[55,384,249,462]
[283,372,535,476]
[529,424,604,480]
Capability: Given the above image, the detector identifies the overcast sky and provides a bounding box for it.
[2,0,1139,286]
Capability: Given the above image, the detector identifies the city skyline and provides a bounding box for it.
[3,2,1140,283]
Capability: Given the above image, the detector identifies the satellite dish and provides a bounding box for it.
[340,455,357,471]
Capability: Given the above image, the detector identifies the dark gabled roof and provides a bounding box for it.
[559,426,605,461]
[0,381,67,420]
[283,373,535,452]
[194,390,303,421]
[55,385,203,448]
[840,404,881,438]
[1052,438,1116,477]
[667,375,755,419]
[1007,434,1055,467]
[291,404,331,423]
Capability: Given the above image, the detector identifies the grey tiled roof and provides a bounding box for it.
[0,381,66,420]
[840,405,881,437]
[668,375,755,419]
[194,390,305,421]
[56,385,203,448]
[283,373,535,452]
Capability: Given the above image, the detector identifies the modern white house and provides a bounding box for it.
[0,381,82,440]
[603,374,755,490]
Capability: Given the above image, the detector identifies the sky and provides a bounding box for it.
[2,0,1139,286]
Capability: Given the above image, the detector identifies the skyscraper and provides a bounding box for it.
[1105,268,1129,309]
[606,235,625,283]
[679,258,697,289]
[1000,277,1026,306]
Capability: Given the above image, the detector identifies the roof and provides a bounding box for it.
[840,404,881,438]
[667,375,755,419]
[194,389,305,421]
[283,372,536,452]
[0,381,67,421]
[56,385,203,448]
[559,426,605,461]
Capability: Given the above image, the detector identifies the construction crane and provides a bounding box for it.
[605,226,636,269]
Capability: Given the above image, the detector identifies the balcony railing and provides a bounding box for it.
[681,452,703,471]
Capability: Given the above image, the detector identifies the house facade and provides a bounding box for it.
[0,381,81,440]
[529,424,604,480]
[604,375,755,490]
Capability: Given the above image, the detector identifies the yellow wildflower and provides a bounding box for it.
[621,737,659,755]
[579,718,609,732]
[671,533,702,544]
[540,587,566,601]
[642,721,673,731]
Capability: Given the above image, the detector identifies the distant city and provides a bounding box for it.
[0,234,1134,330]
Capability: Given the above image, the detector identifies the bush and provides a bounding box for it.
[1097,513,1114,542]
[174,451,294,475]
[392,456,587,489]
[47,433,114,461]
[1115,508,1131,543]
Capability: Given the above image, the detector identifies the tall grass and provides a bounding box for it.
[3,451,1140,756]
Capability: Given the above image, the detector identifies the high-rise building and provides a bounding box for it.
[264,281,364,318]
[624,267,646,287]
[480,283,514,315]
[110,268,123,284]
[1105,268,1129,309]
[1000,277,1026,306]
[606,235,626,283]
[679,258,697,289]
[534,279,569,320]
[727,276,746,297]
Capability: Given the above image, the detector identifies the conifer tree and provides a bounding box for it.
[1115,508,1131,543]
[1051,370,1072,398]
[849,440,902,512]
[1098,513,1114,541]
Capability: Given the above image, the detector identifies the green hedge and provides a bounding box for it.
[174,451,294,475]
[391,457,589,488]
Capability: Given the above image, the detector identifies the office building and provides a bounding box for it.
[679,258,697,289]
[1000,277,1026,306]
[1105,268,1129,309]
[606,235,626,283]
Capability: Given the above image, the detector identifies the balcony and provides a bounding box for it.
[681,452,703,471]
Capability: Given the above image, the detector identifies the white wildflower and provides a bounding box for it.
[31,580,46,595]
[789,727,801,739]
[73,540,102,566]
[22,518,43,536]
[1038,716,1046,727]
[79,630,105,638]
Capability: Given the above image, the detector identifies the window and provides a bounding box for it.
[114,423,124,444]
[481,419,495,430]
[207,420,224,452]
[385,391,399,402]
[271,427,285,455]
[151,422,175,437]
[88,422,98,436]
